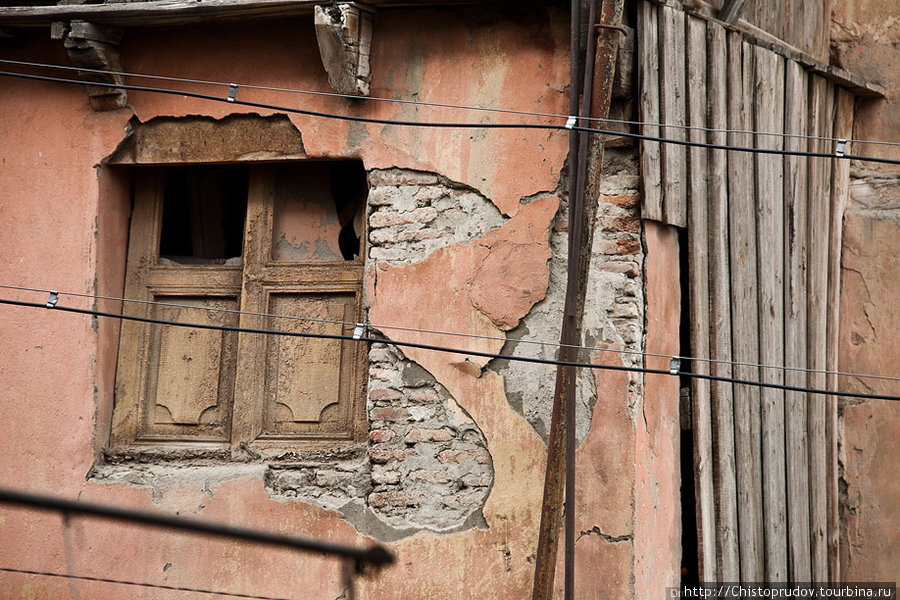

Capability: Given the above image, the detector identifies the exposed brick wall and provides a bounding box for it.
[366,168,505,265]
[364,342,492,531]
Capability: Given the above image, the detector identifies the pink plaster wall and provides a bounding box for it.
[831,0,900,581]
[635,221,682,595]
[0,5,678,598]
[831,0,900,171]
[838,214,900,581]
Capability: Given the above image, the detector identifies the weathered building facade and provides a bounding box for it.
[0,0,897,598]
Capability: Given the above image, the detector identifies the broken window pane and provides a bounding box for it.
[158,165,248,264]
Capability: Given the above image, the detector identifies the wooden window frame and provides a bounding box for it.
[109,162,367,460]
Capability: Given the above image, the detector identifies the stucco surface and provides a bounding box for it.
[635,221,681,595]
[838,212,900,581]
[123,11,570,217]
[0,6,653,599]
[831,0,900,171]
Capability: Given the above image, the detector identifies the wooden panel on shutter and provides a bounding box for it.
[261,291,359,439]
[271,163,346,263]
[140,295,239,441]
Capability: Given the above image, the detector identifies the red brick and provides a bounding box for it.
[404,428,454,443]
[368,491,415,508]
[371,407,409,421]
[601,216,640,233]
[370,448,412,463]
[369,429,397,443]
[408,389,440,403]
[368,388,403,402]
[437,449,491,464]
[601,193,639,208]
[616,239,642,254]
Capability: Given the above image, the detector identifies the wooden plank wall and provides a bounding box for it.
[638,0,853,583]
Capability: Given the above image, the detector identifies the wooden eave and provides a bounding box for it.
[0,0,487,28]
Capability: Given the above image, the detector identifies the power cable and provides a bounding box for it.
[0,566,297,600]
[2,296,898,402]
[2,68,900,167]
[3,282,896,385]
[2,58,899,150]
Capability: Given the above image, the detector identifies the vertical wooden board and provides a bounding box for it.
[684,14,717,583]
[754,43,788,583]
[806,74,830,583]
[783,58,812,583]
[658,4,687,227]
[727,35,765,582]
[111,169,166,446]
[638,0,663,221]
[705,19,740,582]
[826,86,854,582]
[231,164,276,447]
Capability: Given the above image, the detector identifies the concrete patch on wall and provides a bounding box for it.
[490,150,645,441]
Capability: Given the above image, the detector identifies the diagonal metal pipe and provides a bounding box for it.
[531,0,626,598]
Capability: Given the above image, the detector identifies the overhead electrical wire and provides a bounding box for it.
[1,296,898,402]
[2,68,900,167]
[2,282,897,385]
[1,64,897,398]
[1,58,899,150]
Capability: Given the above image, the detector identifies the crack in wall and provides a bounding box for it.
[577,525,634,544]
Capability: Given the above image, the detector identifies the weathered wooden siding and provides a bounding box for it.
[638,0,853,583]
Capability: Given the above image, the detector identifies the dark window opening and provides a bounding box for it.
[329,160,367,261]
[159,165,249,264]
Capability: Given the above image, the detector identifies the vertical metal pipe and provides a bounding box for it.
[531,0,584,596]
[566,1,600,598]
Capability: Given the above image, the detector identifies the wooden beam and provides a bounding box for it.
[0,0,484,28]
[727,35,764,582]
[61,19,126,111]
[684,13,717,582]
[753,43,787,582]
[0,1,320,27]
[658,4,687,227]
[704,18,740,582]
[783,57,812,584]
[314,3,373,96]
